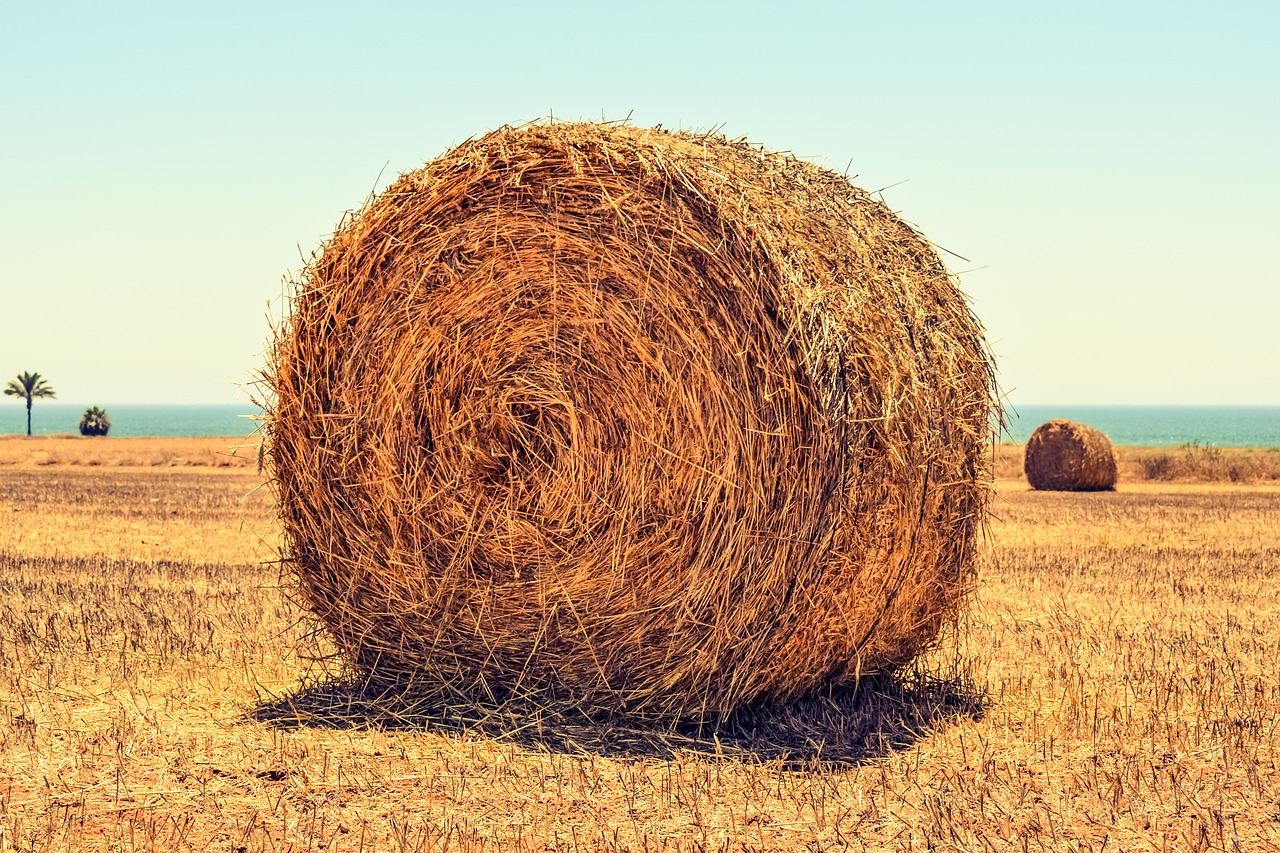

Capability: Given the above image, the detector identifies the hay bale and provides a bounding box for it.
[1023,419,1117,491]
[266,122,995,720]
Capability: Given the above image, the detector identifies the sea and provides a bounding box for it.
[1001,405,1280,448]
[0,403,262,438]
[2,402,1278,447]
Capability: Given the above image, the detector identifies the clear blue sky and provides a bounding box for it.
[3,1,1276,405]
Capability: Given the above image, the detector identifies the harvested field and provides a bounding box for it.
[2,446,1278,850]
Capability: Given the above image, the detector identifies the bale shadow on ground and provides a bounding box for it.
[249,667,984,769]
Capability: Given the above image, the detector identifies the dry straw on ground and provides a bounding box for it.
[1023,419,1118,491]
[265,121,995,721]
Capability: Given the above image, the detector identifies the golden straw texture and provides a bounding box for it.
[266,122,995,720]
[1024,420,1118,492]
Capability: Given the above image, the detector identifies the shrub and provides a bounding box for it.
[79,406,110,437]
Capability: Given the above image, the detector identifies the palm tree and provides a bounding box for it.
[79,405,110,437]
[4,371,57,436]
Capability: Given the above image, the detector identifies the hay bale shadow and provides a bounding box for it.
[249,668,984,768]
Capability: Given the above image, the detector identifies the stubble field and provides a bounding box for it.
[1,437,1278,851]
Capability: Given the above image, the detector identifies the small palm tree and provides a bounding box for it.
[80,405,111,437]
[4,371,57,436]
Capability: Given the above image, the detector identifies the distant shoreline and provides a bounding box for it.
[1001,403,1280,447]
[4,402,1277,446]
[0,403,260,439]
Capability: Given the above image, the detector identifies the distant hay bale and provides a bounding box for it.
[265,122,995,720]
[1024,420,1117,491]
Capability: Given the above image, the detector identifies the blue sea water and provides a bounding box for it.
[3,401,1278,446]
[0,403,262,438]
[1002,405,1280,448]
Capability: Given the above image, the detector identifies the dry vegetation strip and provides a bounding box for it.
[1,451,1279,850]
[0,436,258,470]
[993,442,1280,485]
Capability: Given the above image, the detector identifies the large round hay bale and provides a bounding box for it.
[266,122,995,720]
[1023,419,1117,491]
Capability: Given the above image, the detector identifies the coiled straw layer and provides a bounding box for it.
[266,122,995,720]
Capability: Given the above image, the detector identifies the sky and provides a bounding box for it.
[2,1,1276,406]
